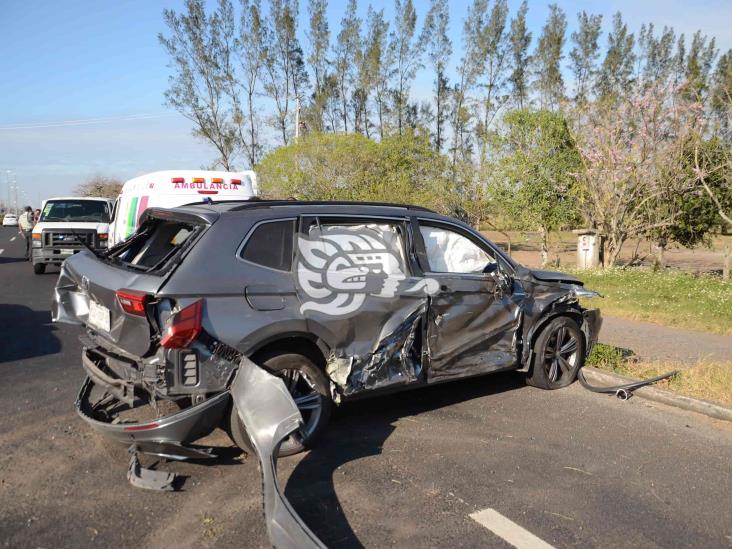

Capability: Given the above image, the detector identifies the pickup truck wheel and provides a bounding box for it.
[33,263,46,274]
[228,352,332,457]
[526,316,585,390]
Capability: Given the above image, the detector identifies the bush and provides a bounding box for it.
[256,131,456,214]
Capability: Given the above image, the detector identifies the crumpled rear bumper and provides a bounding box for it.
[75,377,229,445]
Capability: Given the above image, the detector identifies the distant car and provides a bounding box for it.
[53,200,603,459]
[2,214,18,226]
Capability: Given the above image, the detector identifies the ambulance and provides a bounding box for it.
[108,170,258,245]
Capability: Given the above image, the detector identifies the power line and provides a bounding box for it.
[0,113,176,131]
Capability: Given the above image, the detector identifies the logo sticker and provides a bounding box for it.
[296,226,438,316]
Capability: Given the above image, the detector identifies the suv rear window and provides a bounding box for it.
[240,219,294,271]
[112,219,199,272]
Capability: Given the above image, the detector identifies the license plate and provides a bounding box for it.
[88,300,111,333]
[60,248,75,255]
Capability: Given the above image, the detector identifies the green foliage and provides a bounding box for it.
[573,268,732,335]
[488,109,582,234]
[586,343,627,370]
[256,131,453,212]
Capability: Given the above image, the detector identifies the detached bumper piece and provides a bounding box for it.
[75,376,229,445]
[231,357,326,549]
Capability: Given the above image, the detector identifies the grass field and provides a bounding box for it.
[587,344,732,406]
[573,269,732,335]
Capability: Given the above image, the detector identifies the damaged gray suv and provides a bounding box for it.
[53,201,601,457]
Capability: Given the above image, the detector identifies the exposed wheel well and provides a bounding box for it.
[524,310,585,373]
[249,336,327,370]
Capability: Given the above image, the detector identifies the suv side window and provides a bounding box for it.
[240,219,295,271]
[418,222,495,274]
[303,220,408,276]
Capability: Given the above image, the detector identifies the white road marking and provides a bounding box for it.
[0,249,4,255]
[10,236,16,241]
[469,508,555,549]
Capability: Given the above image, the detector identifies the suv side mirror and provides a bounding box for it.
[482,262,499,274]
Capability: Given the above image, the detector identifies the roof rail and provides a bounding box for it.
[229,199,436,213]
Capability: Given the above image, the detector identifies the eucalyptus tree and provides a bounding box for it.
[333,0,360,132]
[595,12,636,102]
[637,24,676,89]
[478,0,510,133]
[682,31,718,101]
[711,50,732,139]
[569,11,602,104]
[306,0,330,132]
[532,3,567,109]
[262,0,307,145]
[449,0,486,167]
[159,0,237,169]
[419,0,451,151]
[369,8,392,139]
[390,0,423,135]
[508,1,531,109]
[232,0,267,166]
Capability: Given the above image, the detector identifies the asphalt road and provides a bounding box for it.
[1,226,731,548]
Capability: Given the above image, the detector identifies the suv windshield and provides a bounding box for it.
[41,200,110,223]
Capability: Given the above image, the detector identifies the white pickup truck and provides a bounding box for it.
[31,196,113,274]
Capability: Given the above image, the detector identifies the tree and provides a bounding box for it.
[256,131,452,212]
[681,31,718,102]
[366,8,391,139]
[478,0,510,133]
[489,109,582,266]
[637,24,676,89]
[419,0,451,151]
[391,0,423,135]
[306,0,330,132]
[569,11,602,104]
[572,85,705,267]
[159,0,237,169]
[333,0,360,132]
[711,50,732,139]
[595,12,636,102]
[508,1,531,109]
[449,0,486,167]
[262,0,307,145]
[232,0,267,166]
[74,175,124,198]
[533,4,567,109]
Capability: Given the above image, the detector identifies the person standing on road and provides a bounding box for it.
[33,208,41,224]
[18,206,34,260]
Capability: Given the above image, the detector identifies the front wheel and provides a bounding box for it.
[228,352,332,456]
[33,263,46,274]
[526,316,585,390]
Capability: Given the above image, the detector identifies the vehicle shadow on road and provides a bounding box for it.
[283,371,527,548]
[0,256,28,264]
[0,305,62,363]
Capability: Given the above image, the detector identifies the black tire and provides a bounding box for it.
[228,351,332,456]
[526,316,585,390]
[33,263,46,274]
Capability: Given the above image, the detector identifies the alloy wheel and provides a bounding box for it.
[543,325,579,384]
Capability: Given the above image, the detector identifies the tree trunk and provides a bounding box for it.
[724,245,731,282]
[654,241,666,272]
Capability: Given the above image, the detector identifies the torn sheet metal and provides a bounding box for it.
[231,357,326,549]
[326,303,425,397]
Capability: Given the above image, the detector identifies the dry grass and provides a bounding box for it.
[587,344,732,406]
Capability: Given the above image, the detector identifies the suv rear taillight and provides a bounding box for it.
[116,290,149,316]
[160,300,203,349]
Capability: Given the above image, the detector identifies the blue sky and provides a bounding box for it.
[0,0,730,203]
